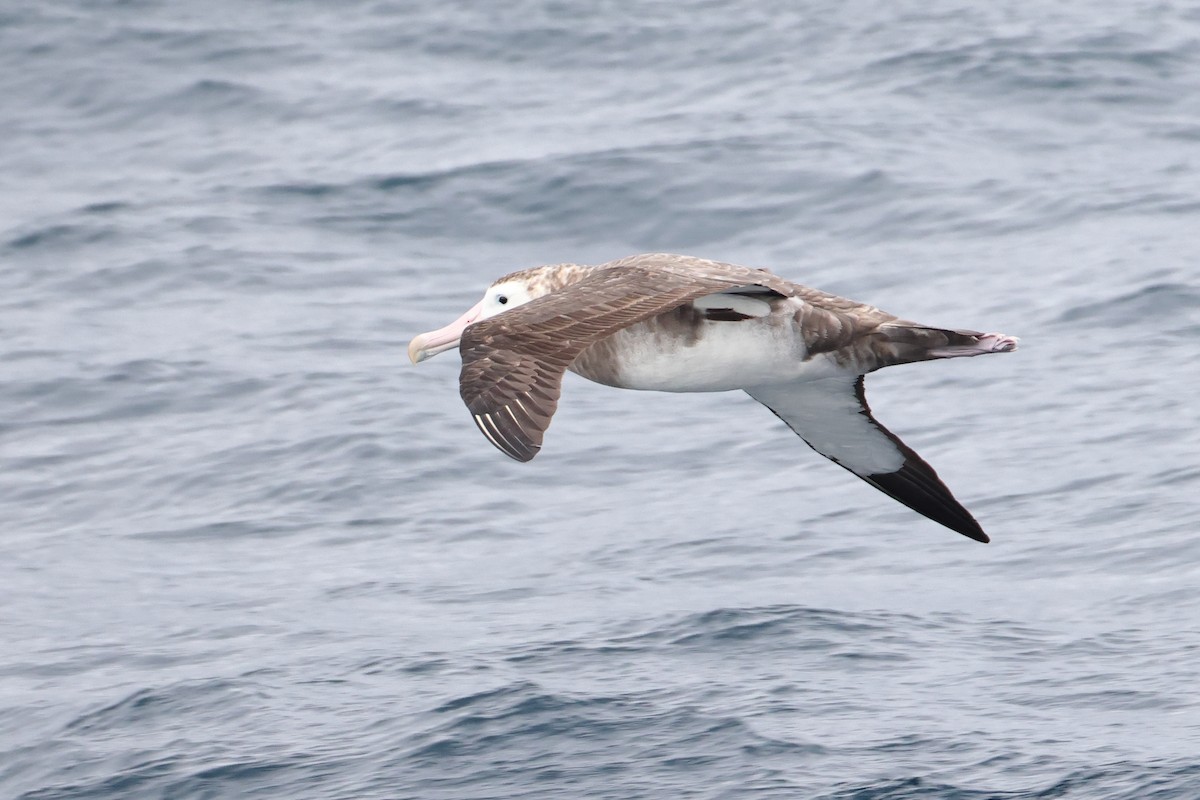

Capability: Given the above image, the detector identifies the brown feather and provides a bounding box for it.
[457,254,900,461]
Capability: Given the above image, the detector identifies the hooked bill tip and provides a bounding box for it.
[407,336,427,364]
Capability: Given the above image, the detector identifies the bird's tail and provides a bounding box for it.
[878,323,1019,366]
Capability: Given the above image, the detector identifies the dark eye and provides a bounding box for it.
[497,295,508,305]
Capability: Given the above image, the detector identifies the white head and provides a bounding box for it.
[407,275,539,364]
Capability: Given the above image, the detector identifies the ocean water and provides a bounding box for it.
[3,0,1200,797]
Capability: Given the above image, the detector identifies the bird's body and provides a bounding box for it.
[569,294,835,391]
[409,253,1018,543]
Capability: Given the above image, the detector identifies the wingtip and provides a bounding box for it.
[963,526,991,544]
[930,512,990,543]
[470,409,542,463]
[948,510,990,543]
[938,507,990,543]
[861,465,992,544]
[507,446,539,463]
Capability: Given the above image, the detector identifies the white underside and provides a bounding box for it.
[599,303,848,392]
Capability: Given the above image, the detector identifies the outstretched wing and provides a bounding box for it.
[745,376,989,542]
[458,259,792,462]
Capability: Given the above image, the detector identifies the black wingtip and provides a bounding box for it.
[955,522,990,544]
[864,465,990,543]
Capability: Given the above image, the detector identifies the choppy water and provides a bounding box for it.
[3,1,1200,798]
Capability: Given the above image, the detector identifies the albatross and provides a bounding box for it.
[408,253,1017,543]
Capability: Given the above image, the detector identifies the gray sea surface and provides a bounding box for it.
[3,1,1200,798]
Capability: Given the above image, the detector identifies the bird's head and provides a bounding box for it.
[407,267,564,364]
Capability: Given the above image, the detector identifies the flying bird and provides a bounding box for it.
[408,253,1017,542]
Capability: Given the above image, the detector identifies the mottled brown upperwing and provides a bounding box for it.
[457,261,787,462]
